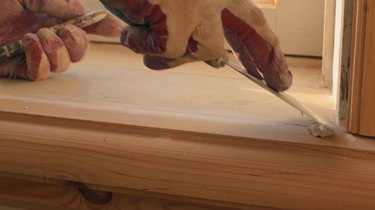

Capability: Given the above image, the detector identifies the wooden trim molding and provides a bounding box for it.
[347,0,375,136]
[1,109,375,209]
[357,0,375,136]
[347,0,367,133]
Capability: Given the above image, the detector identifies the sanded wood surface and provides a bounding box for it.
[0,44,333,142]
[1,44,374,210]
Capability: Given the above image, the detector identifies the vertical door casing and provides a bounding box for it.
[347,0,375,137]
[357,0,375,136]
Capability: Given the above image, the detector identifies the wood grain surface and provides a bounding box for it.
[0,41,374,209]
[347,0,367,134]
[1,111,375,210]
[358,0,375,136]
[1,176,269,210]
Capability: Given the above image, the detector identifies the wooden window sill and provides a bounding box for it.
[1,43,375,210]
[0,44,333,143]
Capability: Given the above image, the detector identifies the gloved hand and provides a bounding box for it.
[0,0,124,81]
[100,0,292,91]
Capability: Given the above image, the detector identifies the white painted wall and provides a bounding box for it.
[274,0,325,57]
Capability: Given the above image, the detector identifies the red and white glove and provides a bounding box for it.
[100,0,292,91]
[0,0,124,81]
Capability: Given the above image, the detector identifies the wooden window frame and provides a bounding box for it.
[1,0,375,209]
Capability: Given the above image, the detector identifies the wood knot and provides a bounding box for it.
[65,181,113,205]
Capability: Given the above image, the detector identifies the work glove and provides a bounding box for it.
[0,0,124,81]
[99,0,292,91]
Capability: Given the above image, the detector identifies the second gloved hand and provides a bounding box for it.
[0,0,124,81]
[100,0,292,91]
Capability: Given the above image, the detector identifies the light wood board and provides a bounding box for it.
[0,44,333,142]
[2,44,375,210]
